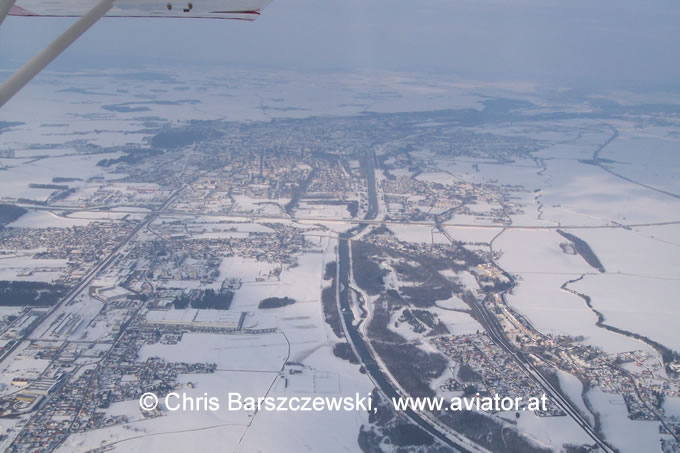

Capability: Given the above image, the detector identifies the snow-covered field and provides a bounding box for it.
[586,388,663,453]
[0,252,68,282]
[1,66,679,452]
[84,241,374,453]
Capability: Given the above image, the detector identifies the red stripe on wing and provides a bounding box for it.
[9,5,38,15]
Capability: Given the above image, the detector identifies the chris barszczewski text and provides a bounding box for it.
[139,391,549,413]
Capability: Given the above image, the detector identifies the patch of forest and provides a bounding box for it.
[351,241,386,295]
[98,148,163,167]
[439,410,552,453]
[0,281,67,306]
[332,342,359,364]
[0,204,27,226]
[321,262,343,338]
[372,341,447,398]
[258,297,295,309]
[52,177,83,183]
[172,289,233,310]
[557,230,605,272]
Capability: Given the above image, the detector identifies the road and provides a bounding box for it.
[592,125,680,200]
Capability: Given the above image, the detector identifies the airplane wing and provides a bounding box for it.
[0,0,272,108]
[9,0,271,20]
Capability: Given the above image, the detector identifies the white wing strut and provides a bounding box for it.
[0,0,115,108]
[0,0,16,26]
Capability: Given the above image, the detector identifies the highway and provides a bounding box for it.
[468,292,615,453]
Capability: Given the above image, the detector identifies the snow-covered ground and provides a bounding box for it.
[2,67,679,452]
[71,241,375,453]
[586,388,663,453]
[0,251,68,282]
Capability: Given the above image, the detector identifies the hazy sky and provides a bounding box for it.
[1,0,679,89]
